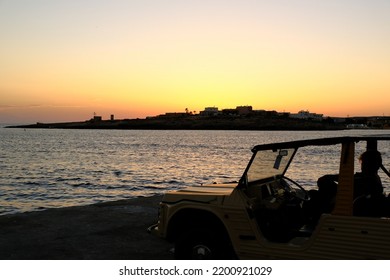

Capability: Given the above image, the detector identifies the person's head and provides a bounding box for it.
[359,150,382,174]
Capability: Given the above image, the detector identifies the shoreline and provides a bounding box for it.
[5,115,346,131]
[0,195,173,260]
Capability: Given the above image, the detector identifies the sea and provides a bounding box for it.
[1,126,389,216]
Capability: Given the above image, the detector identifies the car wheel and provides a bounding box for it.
[174,227,233,260]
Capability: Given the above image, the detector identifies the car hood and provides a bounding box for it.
[161,183,237,203]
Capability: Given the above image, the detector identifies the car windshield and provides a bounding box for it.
[245,148,295,183]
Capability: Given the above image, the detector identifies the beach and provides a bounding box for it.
[0,195,173,260]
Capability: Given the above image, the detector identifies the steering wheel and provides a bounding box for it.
[281,176,310,201]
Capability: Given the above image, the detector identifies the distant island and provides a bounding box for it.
[6,106,390,130]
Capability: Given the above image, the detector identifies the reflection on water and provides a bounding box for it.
[0,128,389,215]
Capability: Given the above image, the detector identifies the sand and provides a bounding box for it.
[0,195,173,260]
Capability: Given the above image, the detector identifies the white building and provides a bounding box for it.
[290,110,323,121]
[200,107,220,116]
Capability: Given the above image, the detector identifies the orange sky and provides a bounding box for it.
[1,0,389,123]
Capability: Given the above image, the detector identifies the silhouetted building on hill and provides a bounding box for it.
[290,110,323,121]
[236,106,252,115]
[200,107,220,116]
[91,116,102,122]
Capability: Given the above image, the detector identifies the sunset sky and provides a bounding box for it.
[1,0,389,123]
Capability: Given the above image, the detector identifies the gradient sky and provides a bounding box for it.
[1,0,389,123]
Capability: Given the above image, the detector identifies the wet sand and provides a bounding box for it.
[0,195,173,260]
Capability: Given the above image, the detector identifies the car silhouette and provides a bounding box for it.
[149,135,390,259]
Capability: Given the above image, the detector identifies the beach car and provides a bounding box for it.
[148,135,390,259]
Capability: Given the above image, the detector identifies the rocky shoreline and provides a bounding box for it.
[0,195,173,260]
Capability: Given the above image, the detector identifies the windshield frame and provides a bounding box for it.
[239,147,298,186]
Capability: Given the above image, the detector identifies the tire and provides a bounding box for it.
[174,227,234,260]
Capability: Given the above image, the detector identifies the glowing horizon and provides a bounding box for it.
[1,0,389,123]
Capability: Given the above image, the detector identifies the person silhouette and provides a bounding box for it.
[306,150,384,220]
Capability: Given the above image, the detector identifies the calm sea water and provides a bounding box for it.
[1,127,389,215]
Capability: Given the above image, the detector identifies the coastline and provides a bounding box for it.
[6,115,345,130]
[0,195,173,260]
